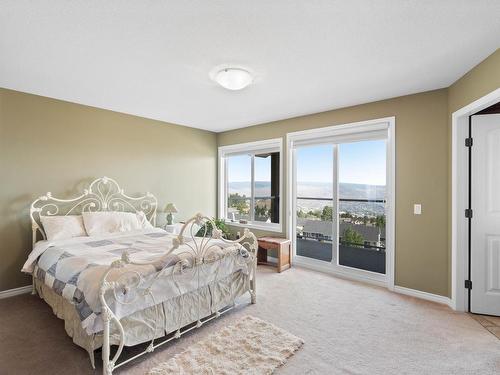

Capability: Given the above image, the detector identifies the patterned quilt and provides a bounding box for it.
[24,229,245,334]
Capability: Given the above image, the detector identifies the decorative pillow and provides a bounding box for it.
[82,211,141,236]
[136,211,155,230]
[40,215,88,241]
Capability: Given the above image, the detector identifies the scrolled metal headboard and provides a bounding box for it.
[30,177,158,244]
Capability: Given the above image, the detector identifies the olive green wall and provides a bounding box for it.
[218,89,450,297]
[0,88,217,291]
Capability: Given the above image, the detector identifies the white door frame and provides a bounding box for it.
[451,88,500,311]
[286,117,396,290]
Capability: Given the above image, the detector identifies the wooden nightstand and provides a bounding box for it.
[257,237,292,273]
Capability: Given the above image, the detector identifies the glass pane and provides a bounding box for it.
[254,198,272,222]
[296,145,333,262]
[254,152,279,223]
[338,140,386,274]
[227,154,251,222]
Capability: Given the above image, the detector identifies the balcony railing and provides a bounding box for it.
[296,196,386,274]
[297,197,385,203]
[339,241,385,251]
[227,195,279,223]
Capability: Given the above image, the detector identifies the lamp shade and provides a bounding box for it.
[214,68,253,90]
[164,203,178,213]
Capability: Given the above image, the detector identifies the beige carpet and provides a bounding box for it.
[148,315,304,375]
[1,267,499,374]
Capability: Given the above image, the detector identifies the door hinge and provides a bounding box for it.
[465,209,473,218]
[465,137,473,147]
[464,280,472,290]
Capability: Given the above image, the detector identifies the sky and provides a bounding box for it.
[227,139,386,186]
[340,140,386,185]
[297,140,387,185]
[227,153,271,182]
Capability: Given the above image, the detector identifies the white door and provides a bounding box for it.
[471,113,500,316]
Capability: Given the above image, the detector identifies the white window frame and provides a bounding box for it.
[218,138,283,233]
[286,117,396,290]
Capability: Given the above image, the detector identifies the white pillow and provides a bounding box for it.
[40,215,87,241]
[82,211,141,236]
[136,211,155,230]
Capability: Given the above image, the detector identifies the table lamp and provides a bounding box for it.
[165,203,178,225]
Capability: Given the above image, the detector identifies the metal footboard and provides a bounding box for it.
[98,213,257,375]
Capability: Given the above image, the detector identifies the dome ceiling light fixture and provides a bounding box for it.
[213,67,253,91]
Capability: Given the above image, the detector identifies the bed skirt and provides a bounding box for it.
[35,270,249,360]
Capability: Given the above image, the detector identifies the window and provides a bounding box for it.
[218,138,282,232]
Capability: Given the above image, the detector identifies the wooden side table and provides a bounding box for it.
[257,237,292,273]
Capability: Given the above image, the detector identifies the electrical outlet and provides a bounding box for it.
[414,204,422,215]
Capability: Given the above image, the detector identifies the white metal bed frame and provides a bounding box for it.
[29,177,258,374]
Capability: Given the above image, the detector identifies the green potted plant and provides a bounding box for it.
[196,217,231,239]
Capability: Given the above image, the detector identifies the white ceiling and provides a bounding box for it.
[1,1,499,132]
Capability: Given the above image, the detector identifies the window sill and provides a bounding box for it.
[225,221,283,233]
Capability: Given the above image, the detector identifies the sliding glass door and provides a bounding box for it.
[293,129,388,276]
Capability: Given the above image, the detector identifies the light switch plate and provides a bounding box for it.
[414,204,422,215]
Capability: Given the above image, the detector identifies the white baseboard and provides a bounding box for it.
[0,285,32,299]
[394,285,452,307]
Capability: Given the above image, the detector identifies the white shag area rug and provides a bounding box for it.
[147,315,304,375]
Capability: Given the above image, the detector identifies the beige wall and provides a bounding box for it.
[218,89,450,297]
[0,88,217,291]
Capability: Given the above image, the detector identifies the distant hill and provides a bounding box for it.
[228,181,386,216]
[229,181,385,199]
